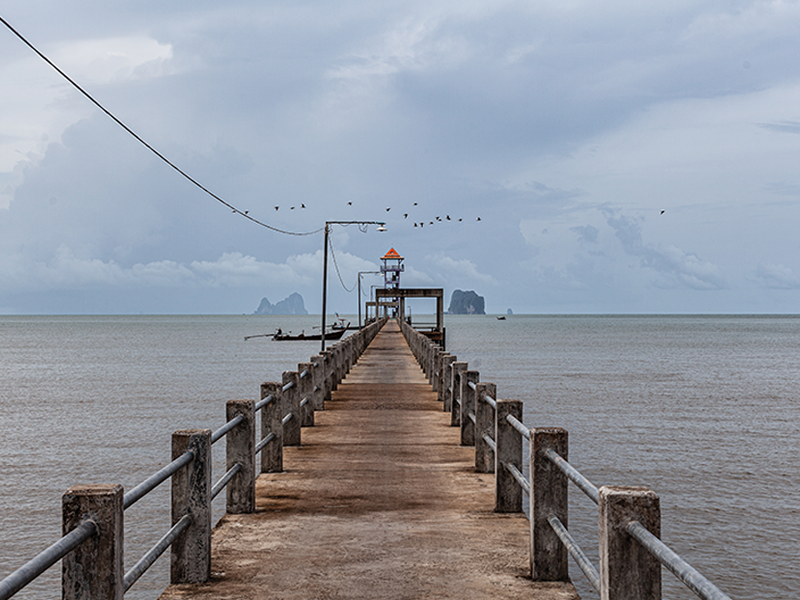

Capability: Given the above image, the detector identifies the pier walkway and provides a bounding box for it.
[159,320,579,600]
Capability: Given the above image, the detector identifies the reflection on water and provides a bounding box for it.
[1,314,798,599]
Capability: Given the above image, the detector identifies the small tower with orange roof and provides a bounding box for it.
[380,248,404,289]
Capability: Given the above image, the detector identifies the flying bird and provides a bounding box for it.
[301,203,306,209]
[275,206,279,211]
[413,202,418,206]
[660,210,665,215]
[446,215,451,220]
[477,217,481,221]
[347,201,352,205]
[290,206,295,210]
[458,218,462,222]
[404,213,408,218]
[386,207,391,212]
[244,210,249,215]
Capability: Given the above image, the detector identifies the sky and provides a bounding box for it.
[2,1,800,315]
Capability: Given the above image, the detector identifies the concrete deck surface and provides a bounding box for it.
[159,321,580,600]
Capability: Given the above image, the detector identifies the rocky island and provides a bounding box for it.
[447,290,485,314]
[254,292,308,315]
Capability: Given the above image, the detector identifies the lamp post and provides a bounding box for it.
[357,271,381,329]
[321,221,386,351]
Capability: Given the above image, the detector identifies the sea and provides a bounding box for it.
[0,314,798,600]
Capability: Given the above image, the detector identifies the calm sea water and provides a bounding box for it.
[1,315,798,600]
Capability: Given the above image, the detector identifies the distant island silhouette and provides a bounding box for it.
[447,289,485,314]
[254,292,308,315]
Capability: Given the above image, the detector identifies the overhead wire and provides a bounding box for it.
[327,235,357,293]
[0,14,322,237]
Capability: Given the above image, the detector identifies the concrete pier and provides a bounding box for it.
[158,320,579,600]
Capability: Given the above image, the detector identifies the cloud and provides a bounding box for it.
[570,224,599,244]
[3,1,800,313]
[754,263,800,290]
[757,121,800,135]
[606,213,726,290]
[428,255,497,286]
[0,249,317,292]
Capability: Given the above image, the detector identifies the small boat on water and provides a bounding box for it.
[272,323,350,341]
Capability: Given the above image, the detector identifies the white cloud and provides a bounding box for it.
[755,263,800,290]
[606,213,726,290]
[428,255,497,286]
[0,35,173,174]
[0,250,319,292]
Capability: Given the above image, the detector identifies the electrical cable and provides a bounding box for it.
[0,14,322,237]
[328,236,356,293]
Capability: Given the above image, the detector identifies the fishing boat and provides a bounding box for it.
[272,323,350,341]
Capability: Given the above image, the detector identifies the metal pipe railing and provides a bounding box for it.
[123,514,192,592]
[547,514,601,592]
[124,450,194,510]
[544,448,599,505]
[255,394,274,412]
[0,520,96,600]
[505,463,530,496]
[211,463,242,500]
[505,413,530,440]
[627,521,733,600]
[211,413,244,444]
[255,432,276,455]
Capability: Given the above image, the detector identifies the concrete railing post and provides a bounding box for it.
[436,352,449,401]
[530,428,569,582]
[282,371,301,446]
[460,371,479,446]
[260,382,283,473]
[309,355,325,411]
[62,484,124,600]
[171,429,211,583]
[226,399,255,514]
[334,345,343,388]
[450,362,468,427]
[320,351,333,401]
[431,347,441,389]
[495,399,523,513]
[441,355,456,412]
[599,486,662,600]
[298,362,314,427]
[475,383,496,473]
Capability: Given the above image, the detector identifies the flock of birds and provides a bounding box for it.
[267,201,482,227]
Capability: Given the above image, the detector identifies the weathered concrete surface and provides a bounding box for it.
[159,321,580,600]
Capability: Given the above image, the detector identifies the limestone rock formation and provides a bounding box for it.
[447,290,485,315]
[254,292,308,315]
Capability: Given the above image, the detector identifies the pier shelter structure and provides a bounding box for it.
[376,286,445,346]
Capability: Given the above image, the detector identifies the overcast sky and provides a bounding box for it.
[2,1,800,315]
